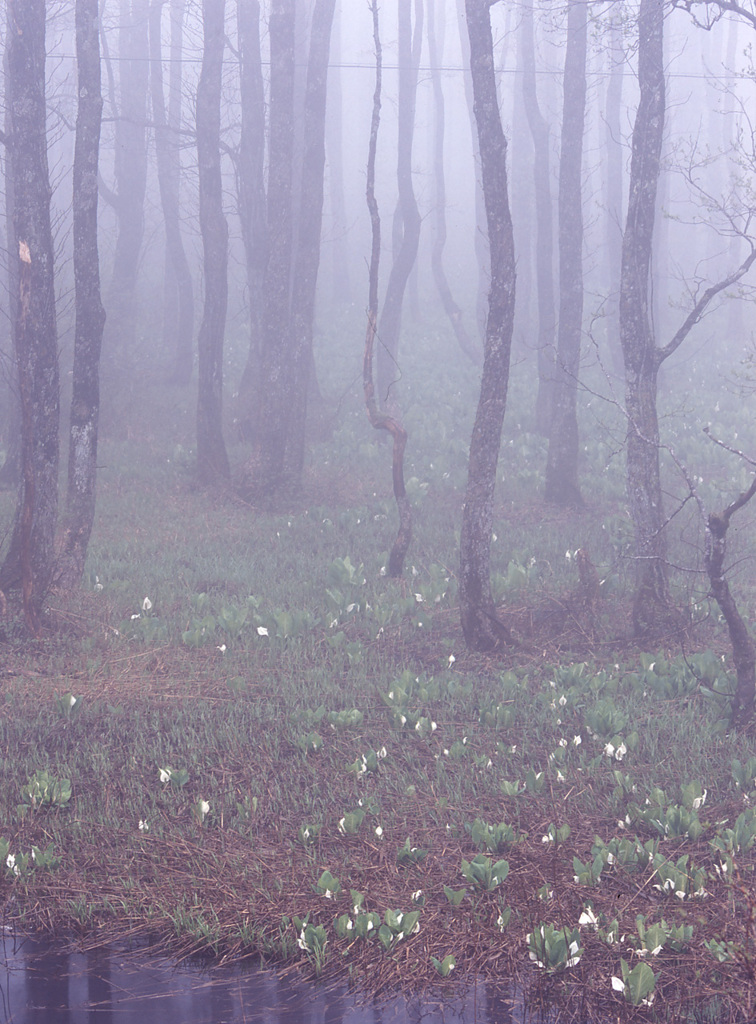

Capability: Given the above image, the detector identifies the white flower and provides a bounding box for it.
[615,742,627,761]
[565,941,582,967]
[377,746,387,759]
[257,626,269,636]
[375,825,383,838]
[94,576,104,592]
[414,593,423,603]
[6,853,17,875]
[611,976,625,993]
[131,613,140,620]
[142,596,152,611]
[216,644,226,653]
[604,742,615,758]
[412,890,422,901]
[542,834,553,844]
[159,768,171,783]
[69,694,77,708]
[692,789,707,810]
[559,737,567,748]
[559,694,567,707]
[573,735,582,746]
[579,907,599,929]
[431,721,437,731]
[556,770,566,783]
[324,889,334,899]
[338,818,346,834]
[138,820,149,832]
[448,654,456,665]
[400,715,407,725]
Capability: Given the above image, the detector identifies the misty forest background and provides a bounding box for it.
[2,0,756,708]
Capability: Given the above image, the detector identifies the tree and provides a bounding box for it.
[0,0,59,630]
[244,0,336,502]
[195,0,231,486]
[58,0,107,589]
[363,0,412,579]
[520,0,556,434]
[285,0,337,486]
[376,0,423,411]
[0,37,20,490]
[234,0,267,443]
[621,0,756,635]
[428,0,480,365]
[545,0,588,506]
[150,0,194,386]
[100,0,149,367]
[459,0,517,652]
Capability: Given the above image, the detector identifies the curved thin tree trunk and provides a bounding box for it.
[363,0,411,578]
[376,0,423,411]
[0,0,59,629]
[459,0,517,652]
[545,0,587,506]
[59,0,107,589]
[195,0,230,486]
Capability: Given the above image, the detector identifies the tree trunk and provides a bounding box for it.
[103,0,149,368]
[59,0,107,590]
[363,0,412,579]
[603,13,624,378]
[0,39,21,490]
[285,0,337,489]
[244,0,296,502]
[706,495,756,729]
[520,0,555,434]
[326,4,352,308]
[545,0,587,506]
[376,0,423,411]
[619,0,671,635]
[234,0,268,443]
[455,0,489,345]
[195,0,230,486]
[428,0,480,365]
[0,0,60,629]
[150,0,194,386]
[459,0,517,652]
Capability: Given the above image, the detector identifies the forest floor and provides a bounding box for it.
[2,343,756,1022]
[0,447,755,1024]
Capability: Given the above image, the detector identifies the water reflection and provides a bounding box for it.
[0,933,526,1024]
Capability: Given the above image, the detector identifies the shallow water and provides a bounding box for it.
[0,933,531,1024]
